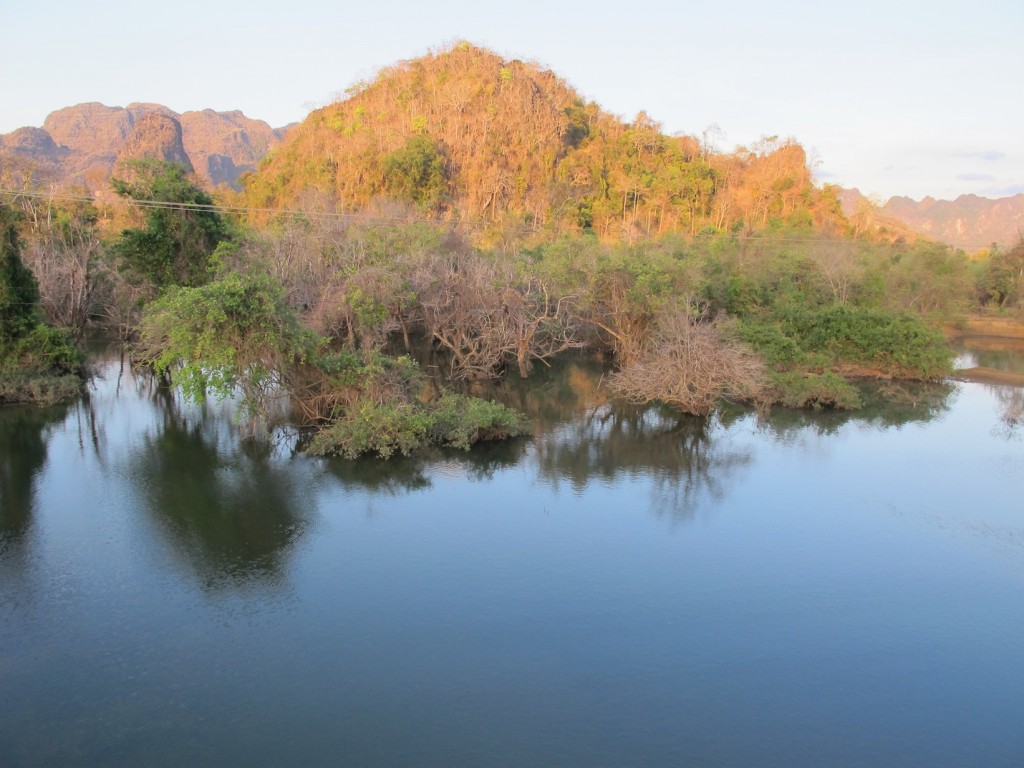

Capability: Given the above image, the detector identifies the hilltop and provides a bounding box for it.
[882,193,1024,249]
[244,43,842,240]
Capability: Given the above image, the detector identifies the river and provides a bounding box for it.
[1,343,1022,767]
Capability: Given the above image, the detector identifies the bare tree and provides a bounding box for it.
[609,300,766,415]
[417,254,583,380]
[811,241,861,305]
[17,197,106,338]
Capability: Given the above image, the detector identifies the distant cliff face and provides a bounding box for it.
[115,112,193,173]
[0,102,289,192]
[179,109,283,188]
[882,194,1024,249]
[840,187,1024,249]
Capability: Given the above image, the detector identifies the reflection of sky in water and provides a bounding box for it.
[1,346,1022,768]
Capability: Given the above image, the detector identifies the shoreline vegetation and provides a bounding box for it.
[2,159,1022,457]
[2,44,1022,456]
[0,205,83,405]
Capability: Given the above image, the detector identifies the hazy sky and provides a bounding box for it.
[2,0,1021,201]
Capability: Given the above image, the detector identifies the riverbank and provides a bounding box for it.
[948,315,1024,386]
[950,315,1024,340]
[951,367,1024,386]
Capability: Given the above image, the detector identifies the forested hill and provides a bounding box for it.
[243,42,845,240]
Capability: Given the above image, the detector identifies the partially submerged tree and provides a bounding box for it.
[135,269,528,454]
[135,271,319,422]
[609,300,766,415]
[418,254,582,380]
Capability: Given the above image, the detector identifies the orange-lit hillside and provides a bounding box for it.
[244,43,842,240]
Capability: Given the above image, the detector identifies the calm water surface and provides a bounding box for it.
[1,347,1022,767]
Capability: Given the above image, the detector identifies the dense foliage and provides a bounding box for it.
[112,160,232,288]
[135,271,319,418]
[306,394,527,459]
[0,204,82,403]
[977,237,1024,310]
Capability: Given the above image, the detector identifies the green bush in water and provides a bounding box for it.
[307,393,528,459]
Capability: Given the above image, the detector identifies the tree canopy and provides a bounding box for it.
[112,160,231,288]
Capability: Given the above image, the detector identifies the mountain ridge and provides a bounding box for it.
[243,43,839,240]
[839,187,1024,249]
[0,102,291,192]
[1,43,1019,248]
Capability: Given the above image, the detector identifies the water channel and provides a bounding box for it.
[1,342,1022,767]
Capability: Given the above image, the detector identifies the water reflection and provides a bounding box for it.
[756,380,955,441]
[533,403,753,520]
[0,403,70,580]
[955,337,1024,375]
[121,369,313,593]
[320,434,529,494]
[323,452,433,494]
[987,384,1024,437]
[404,357,965,521]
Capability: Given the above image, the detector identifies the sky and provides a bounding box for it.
[2,0,1021,202]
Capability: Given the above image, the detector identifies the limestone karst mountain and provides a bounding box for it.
[0,102,288,192]
[839,187,1024,249]
[1,43,1019,248]
[883,193,1024,249]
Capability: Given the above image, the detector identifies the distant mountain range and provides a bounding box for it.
[839,188,1024,250]
[1,47,1021,249]
[0,102,292,192]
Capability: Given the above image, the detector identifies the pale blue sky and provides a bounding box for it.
[2,0,1021,201]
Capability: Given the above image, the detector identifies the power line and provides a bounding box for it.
[0,188,398,223]
[0,188,1003,250]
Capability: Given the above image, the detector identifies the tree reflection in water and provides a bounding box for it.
[532,403,753,521]
[0,402,70,586]
[988,384,1024,438]
[750,380,955,442]
[128,378,313,594]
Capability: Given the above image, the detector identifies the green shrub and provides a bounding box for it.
[307,399,432,459]
[306,393,528,459]
[739,304,952,380]
[769,371,862,410]
[427,393,529,450]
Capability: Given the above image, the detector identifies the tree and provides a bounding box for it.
[416,254,582,380]
[0,204,41,343]
[979,237,1024,309]
[609,300,766,415]
[135,272,318,423]
[112,160,231,289]
[0,203,83,403]
[19,196,104,337]
[381,134,450,210]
